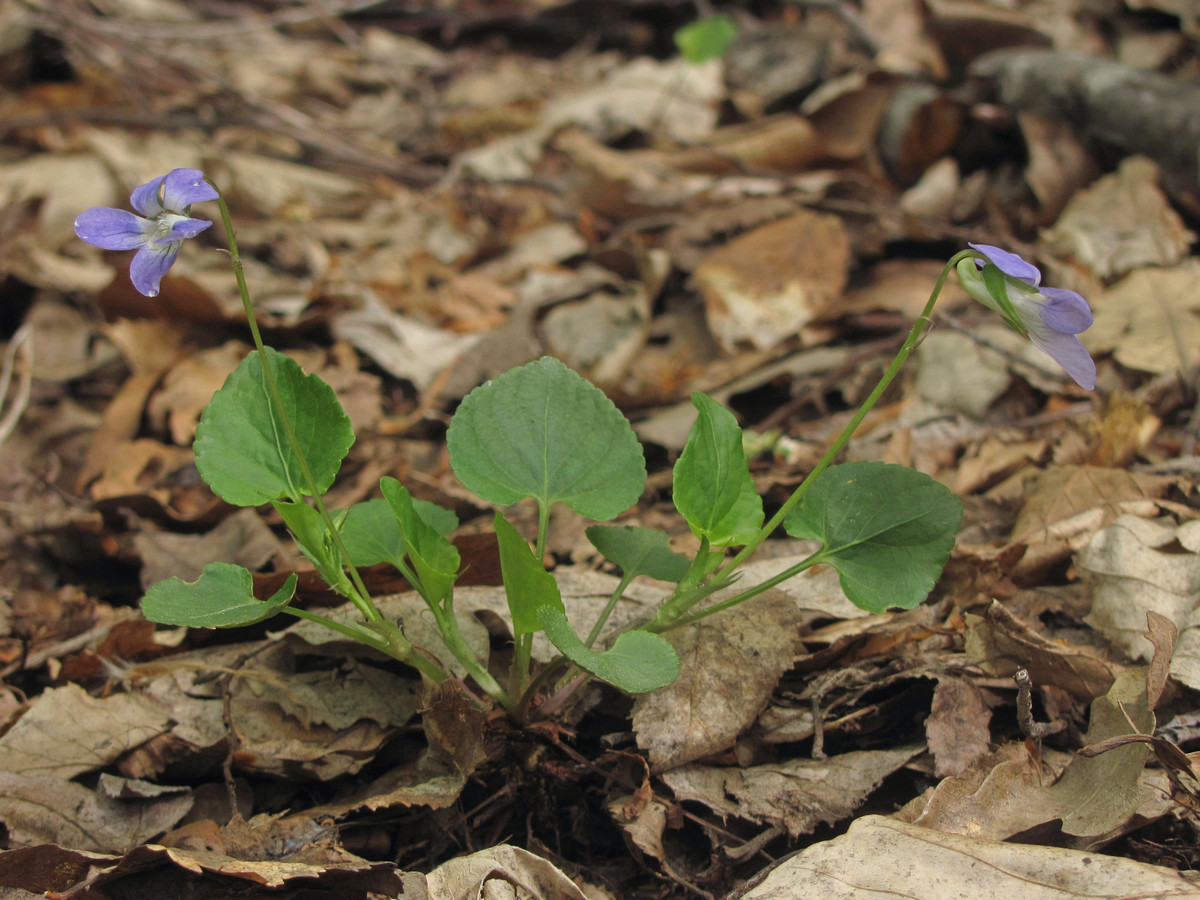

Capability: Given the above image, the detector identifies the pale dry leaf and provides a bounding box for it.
[1047,668,1157,838]
[693,210,850,353]
[1085,265,1200,374]
[963,601,1122,700]
[541,57,722,145]
[607,795,670,863]
[663,745,922,837]
[330,289,482,391]
[0,154,116,239]
[1019,112,1098,222]
[1078,515,1200,662]
[741,814,1200,899]
[1009,465,1176,576]
[134,507,282,588]
[0,683,170,779]
[0,772,192,853]
[425,845,588,900]
[1040,156,1194,279]
[915,330,1012,417]
[633,593,802,770]
[900,741,1050,839]
[925,677,992,778]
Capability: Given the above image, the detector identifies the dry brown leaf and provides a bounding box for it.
[743,814,1199,900]
[693,211,850,354]
[0,772,192,853]
[924,677,992,777]
[1085,265,1200,374]
[663,745,922,838]
[953,437,1047,494]
[964,601,1122,700]
[632,593,802,771]
[1009,465,1176,577]
[426,845,590,900]
[0,683,170,779]
[1040,156,1194,279]
[134,508,282,588]
[1078,516,1200,663]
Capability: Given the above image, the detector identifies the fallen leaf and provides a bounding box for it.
[1078,515,1200,662]
[0,683,170,779]
[633,593,802,770]
[663,745,922,837]
[963,601,1121,700]
[1040,156,1194,279]
[741,814,1200,899]
[1085,265,1200,374]
[693,210,850,353]
[925,677,992,777]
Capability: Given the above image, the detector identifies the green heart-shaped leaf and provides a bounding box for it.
[195,347,353,506]
[586,525,690,582]
[538,607,679,693]
[142,562,296,628]
[784,461,962,613]
[447,357,646,521]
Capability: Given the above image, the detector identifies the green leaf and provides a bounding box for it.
[674,15,738,64]
[272,499,354,597]
[495,513,564,636]
[784,461,962,613]
[380,478,460,605]
[538,607,679,693]
[673,393,763,546]
[447,357,646,521]
[586,525,690,582]
[195,347,354,506]
[142,563,296,628]
[340,496,458,569]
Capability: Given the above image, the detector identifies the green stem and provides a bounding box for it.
[714,250,975,580]
[279,605,390,648]
[585,572,635,648]
[209,186,380,625]
[207,182,449,685]
[653,549,823,632]
[282,607,447,684]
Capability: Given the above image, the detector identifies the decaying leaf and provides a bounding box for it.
[1078,515,1200,663]
[633,592,802,770]
[741,815,1200,899]
[664,745,922,838]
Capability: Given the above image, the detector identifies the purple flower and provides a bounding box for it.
[956,243,1096,390]
[75,168,218,298]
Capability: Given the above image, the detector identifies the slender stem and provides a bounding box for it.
[715,251,975,580]
[279,605,389,647]
[653,550,823,632]
[585,573,635,648]
[209,185,380,624]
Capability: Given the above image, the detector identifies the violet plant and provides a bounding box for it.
[76,170,1095,719]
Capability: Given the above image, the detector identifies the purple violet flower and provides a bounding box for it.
[956,243,1096,390]
[75,168,218,298]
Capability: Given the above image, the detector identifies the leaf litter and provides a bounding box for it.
[4,0,1200,897]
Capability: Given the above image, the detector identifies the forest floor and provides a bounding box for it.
[4,0,1200,897]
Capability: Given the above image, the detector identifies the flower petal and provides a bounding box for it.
[74,208,155,250]
[968,243,1041,286]
[1028,328,1097,389]
[153,214,212,245]
[1037,286,1093,334]
[130,175,167,218]
[161,168,218,211]
[129,242,182,298]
